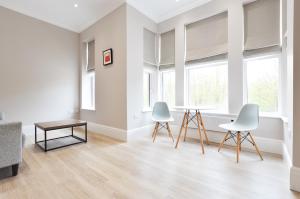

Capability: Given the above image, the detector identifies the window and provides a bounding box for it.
[161,70,175,107]
[187,62,228,111]
[244,55,280,113]
[143,71,151,108]
[82,40,95,110]
[82,72,95,110]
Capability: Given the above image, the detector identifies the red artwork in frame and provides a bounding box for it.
[103,48,113,66]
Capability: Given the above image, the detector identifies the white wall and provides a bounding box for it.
[126,4,158,130]
[293,0,300,168]
[284,0,294,163]
[0,6,80,125]
[290,0,300,193]
[80,5,128,130]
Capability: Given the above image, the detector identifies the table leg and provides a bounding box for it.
[196,110,205,154]
[71,126,74,136]
[198,110,210,145]
[34,126,37,144]
[237,131,241,163]
[44,130,47,152]
[175,112,187,149]
[183,111,190,142]
[85,124,88,142]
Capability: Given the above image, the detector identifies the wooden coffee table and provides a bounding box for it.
[34,119,87,152]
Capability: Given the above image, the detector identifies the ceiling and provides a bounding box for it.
[0,0,211,33]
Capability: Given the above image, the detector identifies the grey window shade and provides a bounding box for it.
[87,40,95,71]
[244,0,280,51]
[243,45,282,58]
[143,29,157,66]
[185,54,228,67]
[144,62,158,71]
[185,12,228,63]
[160,30,175,70]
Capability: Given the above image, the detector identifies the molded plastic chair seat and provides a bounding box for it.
[152,116,174,123]
[219,123,257,132]
[218,104,263,163]
[152,102,174,143]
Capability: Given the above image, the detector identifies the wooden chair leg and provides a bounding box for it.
[218,131,230,152]
[198,112,210,145]
[166,123,174,142]
[152,122,159,138]
[249,133,263,160]
[196,110,205,154]
[153,122,160,143]
[175,112,187,148]
[183,111,190,141]
[236,132,241,163]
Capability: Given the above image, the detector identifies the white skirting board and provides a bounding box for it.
[24,123,284,155]
[127,124,285,155]
[291,166,300,192]
[283,144,293,168]
[86,122,127,141]
[127,124,154,141]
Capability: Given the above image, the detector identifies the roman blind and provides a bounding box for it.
[86,40,95,71]
[160,29,175,70]
[185,12,228,64]
[143,28,157,66]
[244,0,281,51]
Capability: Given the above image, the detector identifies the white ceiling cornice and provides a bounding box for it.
[126,0,212,23]
[157,0,211,23]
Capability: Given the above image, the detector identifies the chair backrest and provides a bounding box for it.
[152,102,171,119]
[235,104,259,129]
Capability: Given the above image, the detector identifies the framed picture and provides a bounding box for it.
[103,48,113,66]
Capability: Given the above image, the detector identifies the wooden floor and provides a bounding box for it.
[0,130,299,199]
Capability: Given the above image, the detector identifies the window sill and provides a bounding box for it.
[81,108,96,111]
[169,109,284,120]
[201,112,283,120]
[142,108,152,113]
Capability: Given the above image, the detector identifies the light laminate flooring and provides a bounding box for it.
[0,130,299,199]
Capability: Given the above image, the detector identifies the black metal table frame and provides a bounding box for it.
[34,123,87,152]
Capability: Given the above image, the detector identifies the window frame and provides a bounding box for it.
[143,71,151,109]
[81,41,96,111]
[159,69,176,108]
[243,53,282,115]
[81,70,96,111]
[185,60,229,112]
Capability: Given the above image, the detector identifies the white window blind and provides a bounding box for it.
[185,12,228,63]
[244,0,281,51]
[143,28,157,66]
[160,30,175,70]
[87,40,95,71]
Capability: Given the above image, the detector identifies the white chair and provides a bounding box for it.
[152,102,174,143]
[218,104,263,163]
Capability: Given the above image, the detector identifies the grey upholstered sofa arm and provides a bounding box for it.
[0,112,4,120]
[0,122,22,171]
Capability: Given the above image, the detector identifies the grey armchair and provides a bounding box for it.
[0,112,23,176]
[0,112,4,120]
